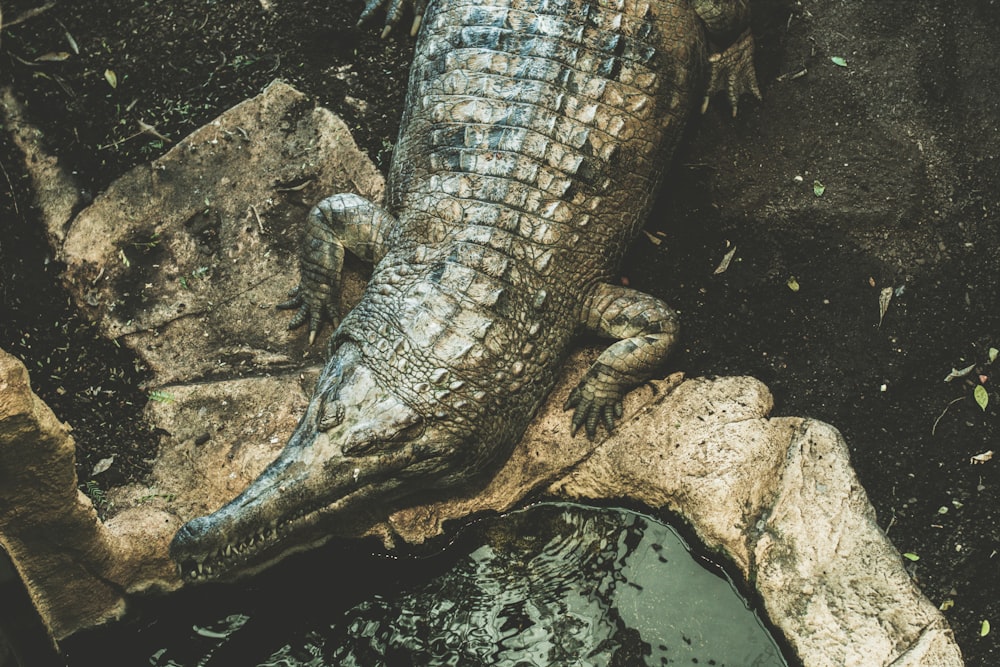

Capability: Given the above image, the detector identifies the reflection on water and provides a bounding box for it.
[259,505,785,667]
[70,504,788,667]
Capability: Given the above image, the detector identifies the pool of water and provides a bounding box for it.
[62,503,789,666]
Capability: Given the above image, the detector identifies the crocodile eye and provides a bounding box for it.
[318,399,345,431]
[389,417,425,443]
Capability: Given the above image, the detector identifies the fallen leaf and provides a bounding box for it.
[981,619,991,637]
[91,456,115,476]
[974,385,989,411]
[970,450,994,465]
[714,245,737,275]
[35,51,71,62]
[902,552,920,562]
[104,69,117,88]
[989,347,998,363]
[787,276,800,292]
[831,56,848,67]
[813,180,825,196]
[194,625,231,639]
[63,27,80,54]
[878,286,893,328]
[940,599,955,611]
[642,230,662,246]
[943,364,975,382]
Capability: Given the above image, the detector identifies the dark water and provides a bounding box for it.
[1,549,64,667]
[63,504,788,667]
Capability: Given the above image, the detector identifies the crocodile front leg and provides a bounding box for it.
[566,284,680,439]
[278,193,396,342]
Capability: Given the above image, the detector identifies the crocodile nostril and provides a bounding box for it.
[319,400,345,431]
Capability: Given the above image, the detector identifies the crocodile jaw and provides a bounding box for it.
[169,342,447,581]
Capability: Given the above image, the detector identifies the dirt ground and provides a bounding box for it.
[1,0,997,665]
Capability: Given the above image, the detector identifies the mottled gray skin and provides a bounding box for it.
[170,0,759,581]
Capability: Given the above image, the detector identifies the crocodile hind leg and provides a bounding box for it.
[565,284,679,439]
[693,0,762,116]
[278,193,396,343]
[702,28,761,115]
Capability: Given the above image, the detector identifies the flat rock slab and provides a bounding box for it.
[58,79,380,386]
[0,81,963,666]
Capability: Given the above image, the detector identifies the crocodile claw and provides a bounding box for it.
[277,286,338,345]
[564,379,625,441]
[702,28,762,117]
[357,0,427,38]
[276,286,302,310]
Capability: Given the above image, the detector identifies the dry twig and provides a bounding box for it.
[931,396,966,435]
[3,1,57,30]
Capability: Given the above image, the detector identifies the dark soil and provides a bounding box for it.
[0,0,997,665]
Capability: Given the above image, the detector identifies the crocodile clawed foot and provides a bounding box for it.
[702,28,762,117]
[276,286,338,345]
[564,375,626,441]
[357,0,427,38]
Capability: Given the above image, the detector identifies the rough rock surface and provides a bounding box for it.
[0,348,125,639]
[0,81,963,665]
[57,80,380,386]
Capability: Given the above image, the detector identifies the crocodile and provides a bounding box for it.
[170,0,760,581]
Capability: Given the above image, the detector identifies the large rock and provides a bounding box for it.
[57,80,381,386]
[0,350,124,639]
[0,81,963,665]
